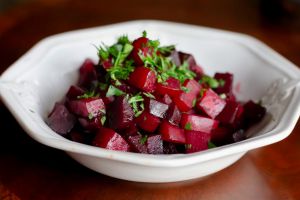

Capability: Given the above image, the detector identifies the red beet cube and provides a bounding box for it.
[145,98,169,118]
[92,127,130,152]
[160,94,173,105]
[47,103,76,135]
[107,96,134,130]
[68,131,86,143]
[166,103,182,126]
[123,123,138,137]
[214,72,233,95]
[217,100,244,127]
[66,85,85,100]
[128,66,156,92]
[156,77,181,97]
[78,117,102,132]
[180,113,218,134]
[126,134,148,153]
[173,79,202,112]
[196,88,226,119]
[78,59,97,87]
[130,37,150,65]
[159,121,186,144]
[67,97,105,118]
[136,111,161,132]
[147,135,164,154]
[185,130,210,153]
[243,100,266,128]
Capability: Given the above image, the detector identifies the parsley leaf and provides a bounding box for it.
[219,93,226,99]
[143,92,156,99]
[88,112,94,120]
[77,90,98,99]
[142,30,147,37]
[101,115,106,125]
[184,123,192,130]
[117,35,131,46]
[140,135,148,145]
[208,141,217,149]
[98,82,108,91]
[106,85,125,97]
[200,75,220,88]
[128,93,144,117]
[158,45,175,55]
[181,86,190,93]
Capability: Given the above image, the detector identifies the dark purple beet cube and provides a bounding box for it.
[107,96,134,130]
[78,117,102,132]
[66,85,85,100]
[163,142,178,154]
[214,72,233,95]
[47,103,76,135]
[166,103,182,126]
[146,135,164,154]
[216,100,244,127]
[243,100,266,128]
[78,59,97,88]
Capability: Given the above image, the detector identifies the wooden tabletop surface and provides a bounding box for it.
[0,0,300,199]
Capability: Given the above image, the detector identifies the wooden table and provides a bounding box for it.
[0,0,300,199]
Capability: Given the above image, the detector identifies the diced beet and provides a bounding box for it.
[211,126,232,145]
[128,66,156,92]
[189,64,204,78]
[92,127,130,152]
[196,88,226,119]
[170,50,181,66]
[156,77,181,97]
[102,96,115,105]
[180,113,218,134]
[101,56,113,70]
[107,96,134,130]
[126,134,148,153]
[161,94,173,105]
[123,123,138,137]
[163,142,178,154]
[173,79,202,112]
[185,130,210,153]
[78,59,97,87]
[243,100,266,128]
[66,85,85,100]
[47,103,76,135]
[214,72,233,95]
[68,131,86,143]
[166,103,182,126]
[115,81,138,94]
[130,37,150,65]
[136,111,160,132]
[147,135,164,154]
[67,97,105,118]
[178,52,197,67]
[78,117,102,132]
[217,100,244,127]
[159,121,186,144]
[232,129,246,142]
[145,98,169,118]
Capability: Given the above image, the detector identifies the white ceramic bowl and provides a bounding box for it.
[1,20,300,183]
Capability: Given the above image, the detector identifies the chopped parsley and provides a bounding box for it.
[77,90,98,99]
[128,93,144,117]
[140,135,148,145]
[98,82,108,91]
[101,115,106,125]
[199,75,220,88]
[208,141,217,149]
[88,112,94,120]
[106,85,125,97]
[192,98,197,107]
[219,93,226,99]
[184,123,192,130]
[158,45,175,55]
[181,86,190,93]
[143,92,155,99]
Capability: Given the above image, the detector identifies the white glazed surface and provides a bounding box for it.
[0,20,300,183]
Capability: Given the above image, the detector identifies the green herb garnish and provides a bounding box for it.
[106,85,125,97]
[208,141,217,149]
[200,75,222,89]
[158,45,175,55]
[88,112,94,120]
[184,123,192,130]
[101,115,106,125]
[219,93,226,99]
[140,135,148,145]
[143,92,156,99]
[77,90,98,99]
[181,86,190,93]
[128,93,144,117]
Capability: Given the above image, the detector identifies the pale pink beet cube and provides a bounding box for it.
[147,135,164,154]
[67,97,105,118]
[180,113,218,134]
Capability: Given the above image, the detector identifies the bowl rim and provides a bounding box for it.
[1,20,300,168]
